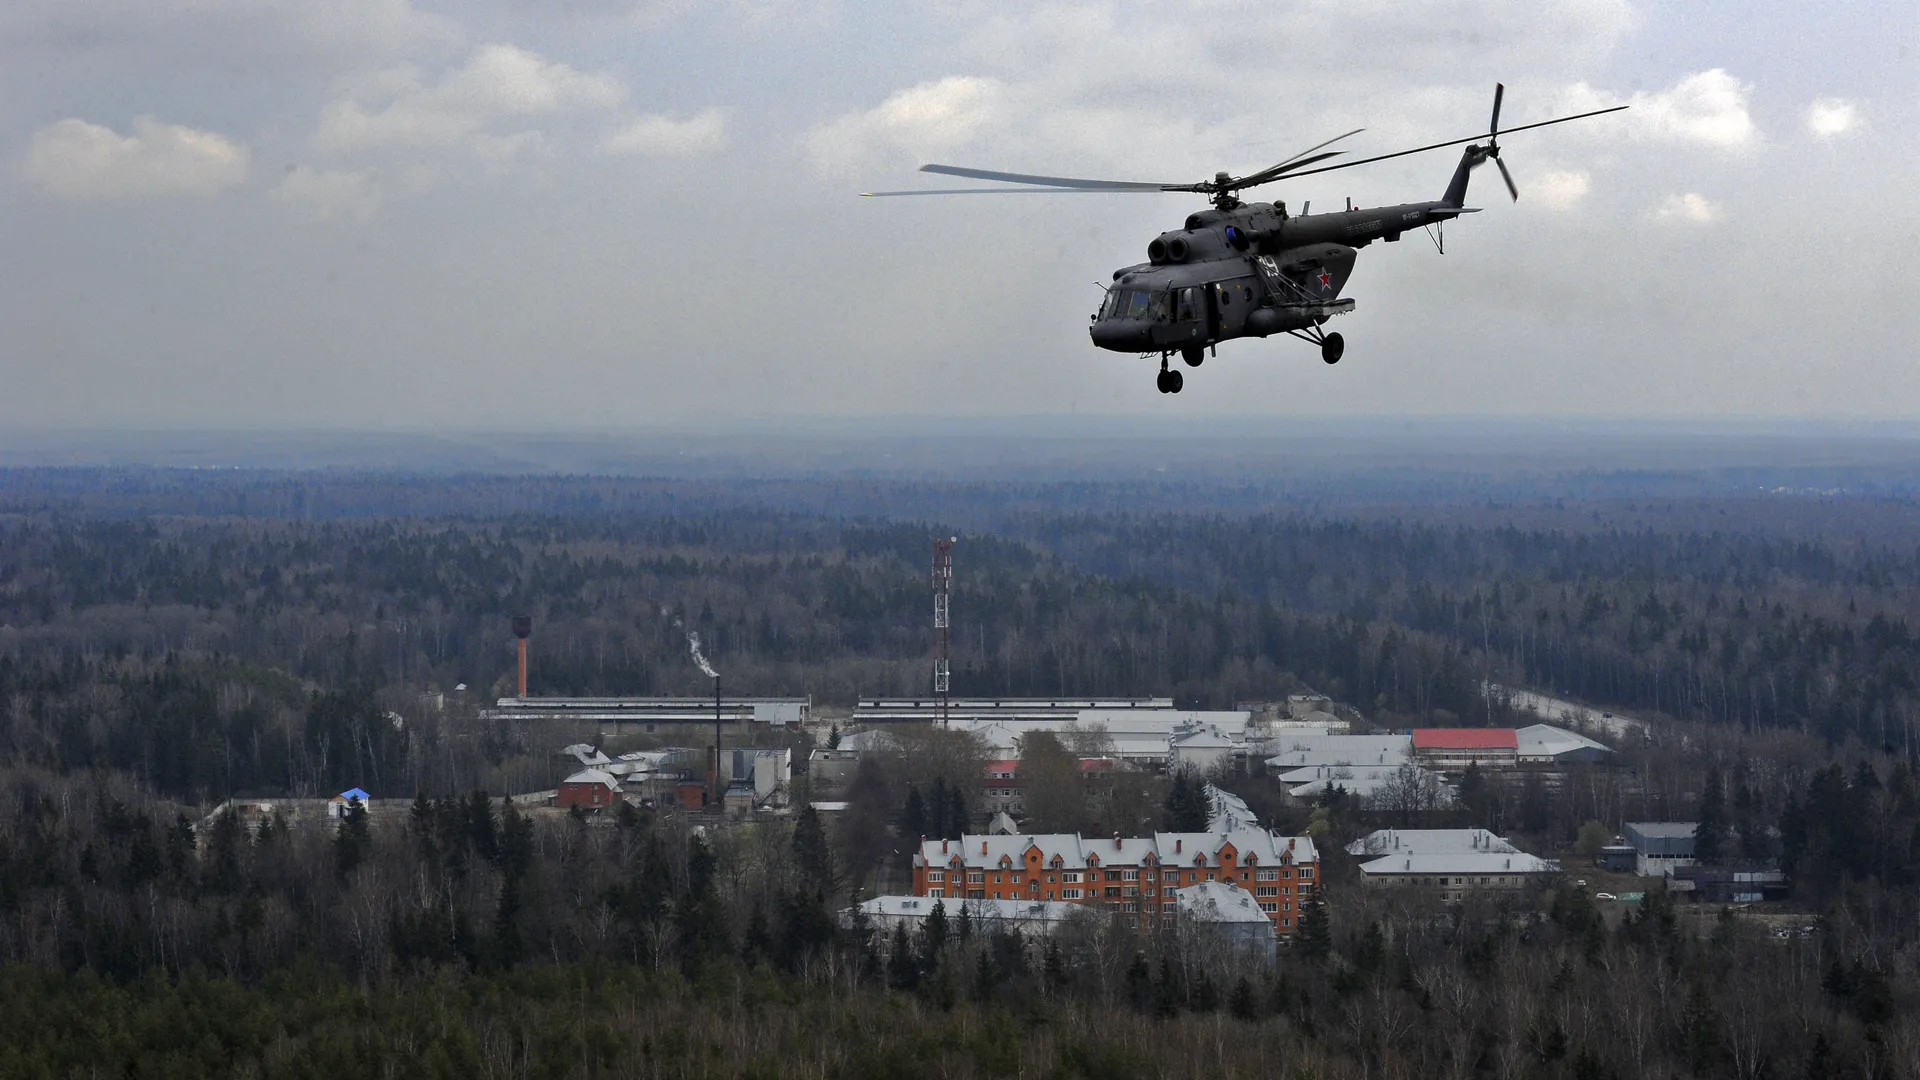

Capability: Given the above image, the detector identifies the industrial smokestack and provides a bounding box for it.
[512,615,533,698]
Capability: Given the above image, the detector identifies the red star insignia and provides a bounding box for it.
[1317,268,1333,292]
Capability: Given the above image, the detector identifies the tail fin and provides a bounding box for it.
[1441,146,1482,208]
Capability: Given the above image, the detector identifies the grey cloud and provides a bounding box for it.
[23,116,249,201]
[0,0,459,67]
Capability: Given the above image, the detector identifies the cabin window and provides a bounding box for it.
[1176,287,1198,322]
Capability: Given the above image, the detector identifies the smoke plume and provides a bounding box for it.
[666,609,720,678]
[688,631,719,679]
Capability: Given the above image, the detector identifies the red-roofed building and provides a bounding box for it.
[984,760,1021,815]
[1411,728,1519,770]
[982,757,1126,818]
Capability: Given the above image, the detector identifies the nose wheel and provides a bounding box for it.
[1156,368,1184,394]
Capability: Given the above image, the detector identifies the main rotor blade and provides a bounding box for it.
[1489,83,1505,140]
[860,187,1144,197]
[1231,148,1350,192]
[1271,104,1628,182]
[919,163,1193,191]
[1277,127,1367,169]
[1495,156,1519,201]
[1233,128,1366,189]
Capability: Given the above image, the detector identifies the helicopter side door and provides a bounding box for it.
[1146,286,1205,349]
[1169,286,1206,347]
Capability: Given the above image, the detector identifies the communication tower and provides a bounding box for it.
[932,537,955,726]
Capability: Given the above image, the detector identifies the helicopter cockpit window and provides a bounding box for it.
[1125,290,1155,320]
[1098,290,1122,319]
[1175,288,1198,322]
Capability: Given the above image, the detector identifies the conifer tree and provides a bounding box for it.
[1124,952,1152,1012]
[1229,976,1258,1021]
[1043,939,1067,990]
[887,923,918,989]
[1163,768,1209,832]
[947,785,969,839]
[920,899,949,970]
[1296,897,1332,959]
[902,786,927,842]
[1695,768,1726,864]
[792,803,836,896]
[929,776,950,840]
[335,798,371,881]
[972,947,997,1003]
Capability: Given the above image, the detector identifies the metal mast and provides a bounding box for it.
[933,537,954,726]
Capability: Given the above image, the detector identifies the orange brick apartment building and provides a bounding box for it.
[912,832,1318,933]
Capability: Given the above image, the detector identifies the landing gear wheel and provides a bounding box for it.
[1320,332,1345,365]
[1155,370,1171,394]
[1166,369,1184,394]
[1181,346,1205,368]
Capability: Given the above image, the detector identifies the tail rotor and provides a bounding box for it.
[1486,83,1519,201]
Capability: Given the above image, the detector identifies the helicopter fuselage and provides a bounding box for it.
[1089,197,1468,355]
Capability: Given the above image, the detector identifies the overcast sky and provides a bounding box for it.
[2,0,1914,429]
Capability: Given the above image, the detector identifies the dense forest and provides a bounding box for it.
[0,757,1918,1078]
[5,467,1920,1076]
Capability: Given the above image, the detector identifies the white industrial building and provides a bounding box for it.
[491,696,810,735]
[1357,851,1558,896]
[1263,734,1413,771]
[852,698,1175,725]
[726,747,791,807]
[1624,822,1698,877]
[950,709,1264,771]
[1174,882,1277,957]
[852,895,1087,936]
[1169,727,1241,773]
[1280,765,1450,803]
[1205,784,1259,832]
[1345,828,1519,857]
[1515,724,1615,765]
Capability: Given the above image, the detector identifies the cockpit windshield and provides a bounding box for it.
[1100,288,1168,322]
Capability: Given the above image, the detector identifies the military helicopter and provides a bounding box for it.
[864,85,1626,393]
